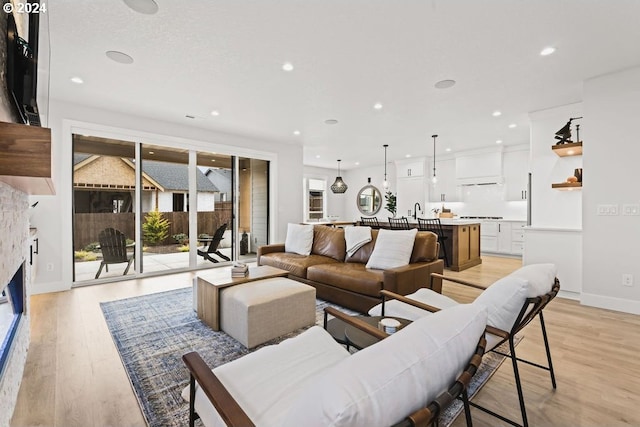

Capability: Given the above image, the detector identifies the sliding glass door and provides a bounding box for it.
[72,134,270,284]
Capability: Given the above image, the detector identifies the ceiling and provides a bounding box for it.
[46,1,640,170]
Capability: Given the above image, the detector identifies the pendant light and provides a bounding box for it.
[382,144,390,190]
[330,159,348,193]
[431,135,438,185]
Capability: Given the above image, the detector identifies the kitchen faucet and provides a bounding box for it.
[413,202,421,220]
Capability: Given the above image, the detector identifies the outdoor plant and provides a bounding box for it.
[172,233,188,244]
[143,209,171,245]
[177,244,189,252]
[74,250,98,262]
[83,242,99,252]
[385,191,397,217]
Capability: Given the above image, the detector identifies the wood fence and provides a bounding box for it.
[74,202,233,249]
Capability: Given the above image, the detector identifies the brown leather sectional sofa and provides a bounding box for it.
[257,225,444,313]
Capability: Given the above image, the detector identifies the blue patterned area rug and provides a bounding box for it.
[101,287,512,427]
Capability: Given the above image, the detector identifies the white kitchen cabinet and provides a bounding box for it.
[428,158,460,202]
[481,220,526,255]
[504,149,529,201]
[395,158,425,178]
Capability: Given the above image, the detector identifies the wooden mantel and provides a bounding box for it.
[0,121,54,194]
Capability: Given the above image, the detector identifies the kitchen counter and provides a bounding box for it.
[378,219,482,272]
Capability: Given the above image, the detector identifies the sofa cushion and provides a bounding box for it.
[285,223,314,255]
[307,263,384,297]
[366,228,418,270]
[410,231,439,263]
[282,303,488,427]
[345,229,379,264]
[311,225,346,261]
[260,252,339,278]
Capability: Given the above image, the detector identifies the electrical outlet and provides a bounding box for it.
[46,262,54,271]
[623,204,640,216]
[622,274,634,287]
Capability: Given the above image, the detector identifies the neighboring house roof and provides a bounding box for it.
[73,155,219,192]
[204,168,232,195]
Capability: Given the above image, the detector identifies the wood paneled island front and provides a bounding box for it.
[376,219,482,271]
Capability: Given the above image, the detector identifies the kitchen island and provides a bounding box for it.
[376,219,482,271]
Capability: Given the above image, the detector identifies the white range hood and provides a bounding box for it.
[455,149,504,186]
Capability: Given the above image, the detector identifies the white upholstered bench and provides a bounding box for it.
[220,277,316,348]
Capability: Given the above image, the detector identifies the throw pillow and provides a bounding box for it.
[474,275,529,332]
[365,228,418,270]
[284,223,314,256]
[281,303,488,427]
[509,263,557,297]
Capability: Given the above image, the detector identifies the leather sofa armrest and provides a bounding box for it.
[382,259,444,296]
[256,244,285,265]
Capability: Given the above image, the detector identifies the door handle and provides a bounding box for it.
[498,223,501,232]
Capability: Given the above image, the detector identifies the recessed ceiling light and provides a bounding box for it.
[492,111,502,117]
[70,76,84,84]
[210,110,220,116]
[324,119,339,125]
[508,123,517,129]
[355,161,360,166]
[496,140,503,144]
[405,154,411,158]
[123,0,158,14]
[445,148,452,152]
[282,62,294,72]
[106,50,134,64]
[315,155,320,159]
[540,46,556,56]
[293,130,301,136]
[373,102,383,110]
[435,79,456,89]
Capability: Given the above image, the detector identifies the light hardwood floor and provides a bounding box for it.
[11,256,640,426]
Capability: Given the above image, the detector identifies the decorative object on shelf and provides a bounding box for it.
[384,191,397,217]
[330,159,348,193]
[566,176,578,183]
[554,117,583,145]
[382,144,390,190]
[574,168,583,182]
[431,134,438,184]
[551,182,582,190]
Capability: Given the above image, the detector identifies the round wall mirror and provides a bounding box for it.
[357,184,382,216]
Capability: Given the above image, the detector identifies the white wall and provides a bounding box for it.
[529,103,583,228]
[581,66,640,314]
[343,163,397,221]
[303,165,353,221]
[29,100,303,294]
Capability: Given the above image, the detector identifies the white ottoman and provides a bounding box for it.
[220,277,316,348]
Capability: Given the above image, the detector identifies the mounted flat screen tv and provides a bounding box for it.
[6,5,41,126]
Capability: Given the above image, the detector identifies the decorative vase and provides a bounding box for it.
[574,168,583,182]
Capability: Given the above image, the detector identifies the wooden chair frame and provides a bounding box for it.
[380,273,560,427]
[95,228,134,279]
[182,306,486,427]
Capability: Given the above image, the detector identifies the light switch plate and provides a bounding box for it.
[623,204,640,216]
[597,204,619,216]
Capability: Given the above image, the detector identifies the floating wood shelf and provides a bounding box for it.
[0,121,54,194]
[551,182,582,190]
[551,142,582,157]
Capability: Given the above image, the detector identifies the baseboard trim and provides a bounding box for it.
[581,292,640,315]
[30,280,69,295]
[558,290,580,301]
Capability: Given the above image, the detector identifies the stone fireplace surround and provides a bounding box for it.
[0,182,31,426]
